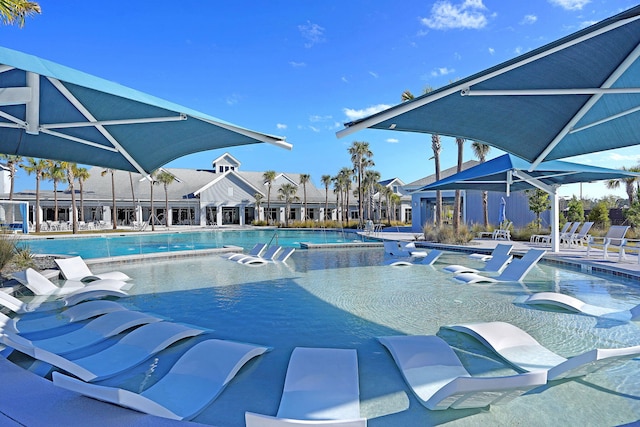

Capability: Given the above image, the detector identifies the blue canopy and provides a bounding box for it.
[338,6,640,169]
[0,46,291,174]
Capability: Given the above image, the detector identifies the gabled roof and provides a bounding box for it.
[192,169,261,197]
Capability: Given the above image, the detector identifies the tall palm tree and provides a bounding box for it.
[332,175,341,224]
[402,88,442,226]
[278,183,299,227]
[62,162,78,233]
[101,168,117,229]
[47,161,65,222]
[321,174,332,222]
[0,0,40,27]
[363,169,381,220]
[381,186,393,225]
[263,170,276,224]
[20,157,46,232]
[156,170,175,228]
[75,166,90,222]
[348,141,374,225]
[338,167,353,224]
[254,193,264,222]
[606,166,640,206]
[471,142,491,227]
[299,173,311,221]
[148,170,157,231]
[390,193,402,222]
[453,138,465,231]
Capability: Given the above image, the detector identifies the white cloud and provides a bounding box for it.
[369,71,379,78]
[431,67,455,77]
[308,125,320,132]
[386,138,399,144]
[298,21,325,48]
[343,104,392,121]
[421,0,490,30]
[289,61,306,68]
[276,123,287,130]
[341,76,349,83]
[548,0,590,11]
[225,94,242,106]
[521,14,537,25]
[514,46,523,55]
[488,47,495,55]
[309,115,332,123]
[609,153,640,162]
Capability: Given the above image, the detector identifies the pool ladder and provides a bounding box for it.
[267,231,279,246]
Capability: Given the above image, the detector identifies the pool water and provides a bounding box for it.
[21,229,364,258]
[26,247,639,426]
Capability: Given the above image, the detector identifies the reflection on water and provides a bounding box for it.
[72,248,640,425]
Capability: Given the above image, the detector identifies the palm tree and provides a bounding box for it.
[254,193,264,221]
[0,0,40,27]
[62,162,78,233]
[471,142,491,227]
[148,171,157,231]
[0,154,22,224]
[606,166,640,206]
[47,161,65,222]
[299,173,311,221]
[332,176,341,224]
[390,193,402,222]
[20,157,46,232]
[278,183,299,227]
[453,138,465,231]
[381,186,393,225]
[75,166,90,222]
[402,88,442,226]
[155,170,175,228]
[321,174,332,222]
[101,168,117,229]
[263,170,276,224]
[363,169,381,220]
[338,167,353,224]
[348,141,374,225]
[128,172,136,225]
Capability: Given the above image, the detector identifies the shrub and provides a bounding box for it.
[565,196,584,222]
[0,231,18,271]
[587,202,610,228]
[423,224,475,244]
[12,244,35,269]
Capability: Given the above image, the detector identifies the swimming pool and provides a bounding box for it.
[21,229,365,258]
[21,247,639,426]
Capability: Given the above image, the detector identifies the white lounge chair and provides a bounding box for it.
[7,321,206,382]
[453,249,546,283]
[445,244,512,274]
[568,221,594,247]
[245,347,366,426]
[53,338,270,420]
[0,286,128,314]
[492,221,512,240]
[386,250,443,266]
[11,268,130,297]
[2,310,162,356]
[469,243,513,261]
[238,245,282,265]
[8,300,129,334]
[276,247,296,262]
[383,241,428,257]
[587,225,630,262]
[377,335,546,410]
[559,221,581,246]
[530,222,572,245]
[223,243,266,261]
[55,256,132,282]
[443,321,640,381]
[514,292,640,321]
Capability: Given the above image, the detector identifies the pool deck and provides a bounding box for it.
[2,228,639,426]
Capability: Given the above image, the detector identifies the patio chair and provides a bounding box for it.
[492,221,512,240]
[383,240,428,257]
[530,222,573,245]
[514,292,640,321]
[11,268,130,297]
[442,321,640,381]
[53,338,270,420]
[237,245,282,265]
[453,249,545,283]
[469,243,513,261]
[445,244,512,274]
[0,286,128,314]
[587,225,630,262]
[377,335,546,410]
[386,250,443,266]
[568,222,594,247]
[245,347,366,426]
[54,256,131,283]
[223,243,266,261]
[559,222,581,247]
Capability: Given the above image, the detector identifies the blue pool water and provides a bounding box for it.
[17,246,640,426]
[20,229,364,258]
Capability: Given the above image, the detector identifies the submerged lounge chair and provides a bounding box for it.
[0,286,127,314]
[469,243,513,261]
[53,338,270,420]
[223,243,266,261]
[377,335,546,410]
[514,292,640,321]
[55,256,131,282]
[442,321,640,381]
[238,245,282,265]
[245,347,366,426]
[2,309,162,356]
[384,241,428,257]
[445,244,513,274]
[453,249,546,283]
[12,268,130,297]
[386,250,443,266]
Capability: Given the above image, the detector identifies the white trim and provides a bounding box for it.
[39,115,186,129]
[198,117,291,150]
[462,87,640,96]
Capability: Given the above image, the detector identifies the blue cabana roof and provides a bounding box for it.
[337,6,640,170]
[0,46,291,174]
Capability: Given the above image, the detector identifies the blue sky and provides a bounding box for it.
[2,0,639,200]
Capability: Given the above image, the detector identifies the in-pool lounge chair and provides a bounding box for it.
[238,245,282,265]
[383,241,428,257]
[2,309,162,356]
[12,268,130,297]
[53,338,270,420]
[5,321,206,382]
[386,250,443,266]
[7,300,129,334]
[514,292,640,321]
[469,243,513,261]
[442,321,640,381]
[377,335,546,410]
[444,244,512,274]
[453,249,546,283]
[55,256,131,282]
[245,347,366,426]
[0,286,127,314]
[223,243,266,261]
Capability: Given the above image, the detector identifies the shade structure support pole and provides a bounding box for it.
[25,72,39,135]
[550,191,559,253]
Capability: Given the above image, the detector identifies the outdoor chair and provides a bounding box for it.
[568,222,594,247]
[531,222,572,245]
[492,221,512,240]
[587,225,630,262]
